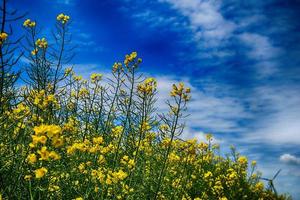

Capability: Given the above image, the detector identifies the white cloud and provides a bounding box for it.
[154,75,249,134]
[160,0,236,46]
[136,0,280,77]
[239,33,280,60]
[131,10,180,29]
[280,154,300,165]
[72,63,109,79]
[71,31,105,53]
[239,33,281,76]
[244,85,300,145]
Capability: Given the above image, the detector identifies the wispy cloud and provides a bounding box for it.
[244,85,300,145]
[280,154,300,165]
[123,0,283,78]
[160,0,236,45]
[156,77,245,129]
[72,31,105,53]
[239,33,281,76]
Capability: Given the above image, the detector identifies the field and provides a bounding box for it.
[0,2,293,200]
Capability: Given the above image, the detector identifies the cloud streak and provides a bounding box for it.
[280,154,300,165]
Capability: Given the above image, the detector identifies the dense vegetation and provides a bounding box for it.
[0,1,292,199]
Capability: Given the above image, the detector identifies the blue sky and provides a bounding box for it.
[12,0,300,198]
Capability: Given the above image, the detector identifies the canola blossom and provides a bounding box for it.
[23,19,36,27]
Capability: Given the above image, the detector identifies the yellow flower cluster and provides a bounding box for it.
[93,136,104,144]
[23,125,63,181]
[225,168,238,186]
[30,89,59,109]
[8,102,30,120]
[30,124,63,148]
[124,51,138,66]
[120,155,135,169]
[170,82,191,101]
[23,19,36,27]
[111,126,123,138]
[0,32,8,45]
[67,140,100,155]
[90,73,102,83]
[0,32,8,40]
[63,117,79,132]
[35,38,48,49]
[26,153,37,164]
[35,167,48,178]
[238,156,248,166]
[73,75,83,82]
[137,77,157,95]
[254,182,264,191]
[112,62,123,73]
[168,152,181,162]
[106,169,128,185]
[35,146,61,161]
[139,121,151,132]
[64,67,74,76]
[31,48,38,56]
[57,13,70,24]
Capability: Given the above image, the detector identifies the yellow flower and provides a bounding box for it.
[37,146,49,161]
[39,135,47,144]
[23,19,36,27]
[34,167,48,179]
[93,136,103,144]
[46,125,62,138]
[64,67,73,76]
[238,156,248,165]
[204,171,213,179]
[78,88,89,97]
[78,163,85,173]
[113,169,128,181]
[91,169,98,177]
[112,62,122,73]
[98,155,106,164]
[90,73,102,83]
[24,175,32,181]
[124,51,138,66]
[170,82,191,101]
[74,197,83,200]
[254,182,264,191]
[49,151,61,160]
[94,186,99,192]
[49,185,60,192]
[106,177,112,185]
[57,13,70,24]
[35,38,48,49]
[73,75,82,81]
[112,126,123,137]
[0,32,8,40]
[137,77,157,95]
[31,48,38,56]
[219,197,228,200]
[26,153,37,164]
